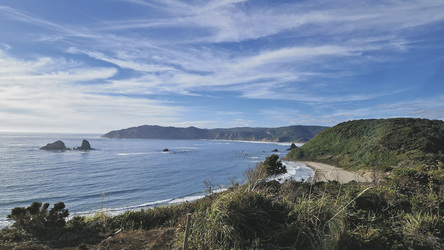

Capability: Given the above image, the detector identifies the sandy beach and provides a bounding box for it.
[303,161,373,183]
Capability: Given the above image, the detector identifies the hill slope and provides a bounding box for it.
[102,125,328,142]
[285,118,444,170]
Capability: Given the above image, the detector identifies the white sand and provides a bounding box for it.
[303,161,373,183]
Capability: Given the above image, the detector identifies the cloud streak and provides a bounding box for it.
[0,48,185,132]
[113,0,444,43]
[0,0,443,131]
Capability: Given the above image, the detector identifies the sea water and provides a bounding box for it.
[0,132,313,228]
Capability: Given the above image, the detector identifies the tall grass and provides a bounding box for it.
[2,159,444,249]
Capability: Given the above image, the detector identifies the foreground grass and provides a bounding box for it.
[1,163,444,249]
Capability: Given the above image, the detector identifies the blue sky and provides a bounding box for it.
[1,0,444,133]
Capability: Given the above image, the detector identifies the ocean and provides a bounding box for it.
[0,132,313,228]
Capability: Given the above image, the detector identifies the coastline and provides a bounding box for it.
[303,161,373,183]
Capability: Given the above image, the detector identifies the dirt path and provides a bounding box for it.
[303,161,373,183]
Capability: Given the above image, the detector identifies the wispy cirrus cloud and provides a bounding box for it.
[0,0,443,132]
[67,47,176,73]
[0,49,116,85]
[74,40,405,102]
[4,0,435,100]
[379,96,444,119]
[0,48,185,132]
[114,0,444,44]
[262,95,444,127]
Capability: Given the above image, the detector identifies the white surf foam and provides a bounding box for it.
[269,161,314,183]
[0,219,12,229]
[116,152,159,156]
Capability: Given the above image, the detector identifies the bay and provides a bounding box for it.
[0,132,313,228]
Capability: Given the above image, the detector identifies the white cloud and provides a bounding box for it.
[0,49,186,132]
[229,46,354,73]
[67,47,176,73]
[64,39,408,104]
[0,92,185,133]
[3,1,437,103]
[0,49,116,86]
[1,1,443,131]
[259,108,340,126]
[110,0,444,44]
[379,96,444,119]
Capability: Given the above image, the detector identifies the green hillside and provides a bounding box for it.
[209,125,327,142]
[286,118,444,170]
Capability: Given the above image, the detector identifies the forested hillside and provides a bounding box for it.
[286,118,444,170]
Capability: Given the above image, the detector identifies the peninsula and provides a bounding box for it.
[102,125,328,142]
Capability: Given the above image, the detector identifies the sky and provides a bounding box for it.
[1,0,444,133]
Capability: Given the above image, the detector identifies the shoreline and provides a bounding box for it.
[302,161,373,183]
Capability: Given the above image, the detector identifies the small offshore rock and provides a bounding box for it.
[272,149,279,152]
[40,140,68,151]
[163,148,169,152]
[286,143,298,151]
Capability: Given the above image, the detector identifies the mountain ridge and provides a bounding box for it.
[102,125,328,142]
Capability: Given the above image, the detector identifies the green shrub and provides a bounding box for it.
[186,189,288,249]
[7,202,69,239]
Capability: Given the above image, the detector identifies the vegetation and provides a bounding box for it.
[6,202,69,240]
[102,124,328,142]
[286,118,444,171]
[2,159,444,249]
[262,154,287,177]
[2,118,444,248]
[209,125,328,142]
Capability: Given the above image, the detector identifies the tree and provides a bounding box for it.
[262,154,287,177]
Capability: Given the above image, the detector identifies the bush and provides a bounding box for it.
[3,154,444,249]
[186,190,288,249]
[7,202,69,239]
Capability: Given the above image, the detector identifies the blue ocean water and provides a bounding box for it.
[0,133,313,228]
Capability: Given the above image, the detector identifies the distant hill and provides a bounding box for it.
[102,125,328,143]
[285,118,444,171]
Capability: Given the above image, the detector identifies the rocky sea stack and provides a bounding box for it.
[76,139,93,151]
[40,139,93,151]
[286,143,298,151]
[40,140,68,151]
